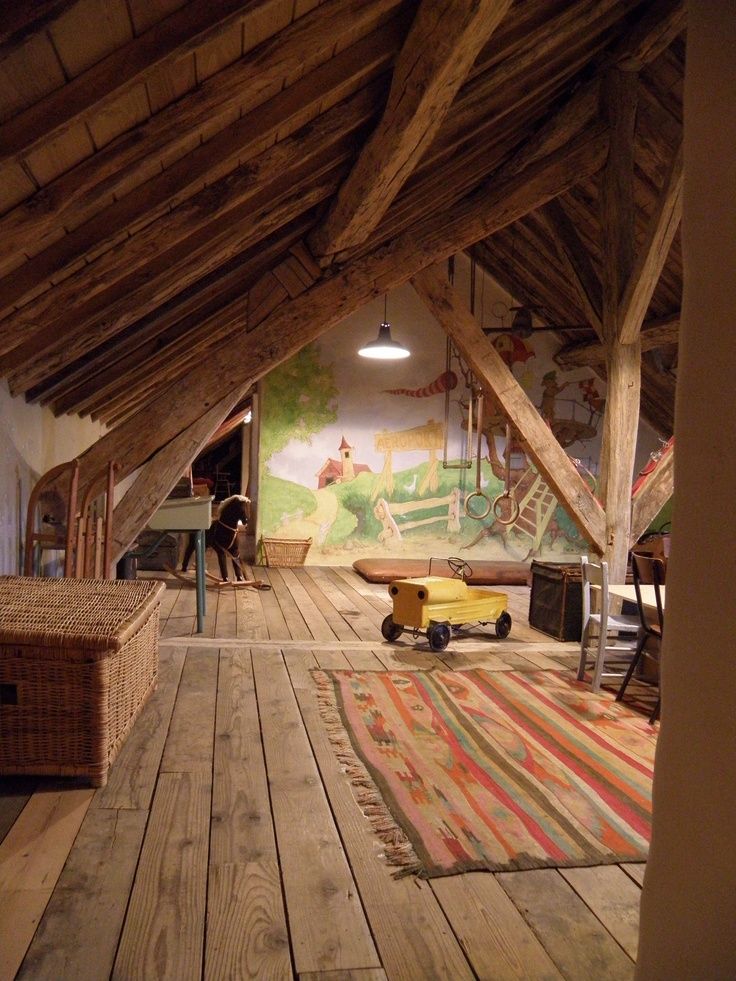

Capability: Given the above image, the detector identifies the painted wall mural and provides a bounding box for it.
[257,276,658,566]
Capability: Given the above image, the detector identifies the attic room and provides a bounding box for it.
[1,1,735,978]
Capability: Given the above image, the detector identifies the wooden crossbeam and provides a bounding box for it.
[0,0,272,169]
[618,142,683,344]
[307,0,511,262]
[555,313,679,369]
[411,266,606,553]
[72,124,608,498]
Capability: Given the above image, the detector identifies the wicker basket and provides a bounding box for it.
[0,576,165,787]
[261,536,312,567]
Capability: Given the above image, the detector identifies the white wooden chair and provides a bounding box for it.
[577,555,640,691]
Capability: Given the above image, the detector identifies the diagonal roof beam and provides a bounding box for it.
[616,0,687,72]
[0,1,404,280]
[0,0,280,169]
[618,141,683,344]
[411,265,606,552]
[307,0,512,263]
[541,198,603,336]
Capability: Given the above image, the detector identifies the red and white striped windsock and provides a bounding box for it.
[384,370,458,398]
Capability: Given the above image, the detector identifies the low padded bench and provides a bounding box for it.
[0,576,165,787]
[352,558,531,585]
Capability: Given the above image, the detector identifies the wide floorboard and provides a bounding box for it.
[0,565,648,980]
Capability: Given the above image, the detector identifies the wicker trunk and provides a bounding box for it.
[0,576,165,787]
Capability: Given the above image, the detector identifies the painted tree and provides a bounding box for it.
[260,343,338,467]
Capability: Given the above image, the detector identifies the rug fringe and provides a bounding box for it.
[313,670,423,878]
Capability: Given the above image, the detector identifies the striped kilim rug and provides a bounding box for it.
[315,668,657,877]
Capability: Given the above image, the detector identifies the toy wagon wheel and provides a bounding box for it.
[381,614,403,643]
[427,622,451,651]
[495,611,512,639]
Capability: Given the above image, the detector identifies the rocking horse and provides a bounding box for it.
[182,493,251,582]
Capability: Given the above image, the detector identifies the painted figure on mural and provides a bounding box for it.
[540,370,572,425]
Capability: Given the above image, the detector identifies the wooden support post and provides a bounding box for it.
[411,265,606,553]
[598,68,641,581]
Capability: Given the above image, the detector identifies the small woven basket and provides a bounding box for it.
[261,537,312,567]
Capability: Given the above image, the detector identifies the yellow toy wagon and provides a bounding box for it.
[381,559,512,651]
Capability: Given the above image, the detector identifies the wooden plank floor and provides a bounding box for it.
[0,565,647,981]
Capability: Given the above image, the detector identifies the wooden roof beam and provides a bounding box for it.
[72,122,609,496]
[618,141,683,344]
[0,16,403,318]
[0,1,74,52]
[6,160,344,396]
[0,0,402,270]
[412,265,606,552]
[555,312,679,369]
[0,0,276,169]
[87,246,317,424]
[2,85,378,386]
[307,0,512,263]
[40,219,315,413]
[540,199,603,336]
[615,0,687,72]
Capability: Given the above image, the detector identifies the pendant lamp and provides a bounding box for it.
[358,296,410,360]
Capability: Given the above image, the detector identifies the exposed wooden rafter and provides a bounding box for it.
[540,198,603,335]
[617,141,683,344]
[0,20,402,321]
[0,0,403,272]
[0,0,275,169]
[307,0,512,263]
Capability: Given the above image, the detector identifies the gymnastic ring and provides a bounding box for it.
[492,491,520,526]
[464,489,492,520]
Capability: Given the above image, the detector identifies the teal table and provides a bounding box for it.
[148,496,214,633]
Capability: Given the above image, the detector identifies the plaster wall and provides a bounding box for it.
[257,263,661,565]
[0,380,105,575]
[635,4,736,976]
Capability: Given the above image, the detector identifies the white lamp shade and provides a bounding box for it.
[358,322,410,360]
